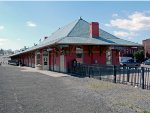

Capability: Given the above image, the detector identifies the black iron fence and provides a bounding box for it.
[71,63,150,90]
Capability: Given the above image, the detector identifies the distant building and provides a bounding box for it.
[0,55,11,64]
[143,39,150,58]
[0,49,13,64]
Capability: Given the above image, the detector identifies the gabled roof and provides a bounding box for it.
[11,18,142,57]
[57,18,140,46]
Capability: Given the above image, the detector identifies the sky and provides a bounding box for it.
[0,1,150,50]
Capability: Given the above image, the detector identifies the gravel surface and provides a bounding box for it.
[0,65,150,113]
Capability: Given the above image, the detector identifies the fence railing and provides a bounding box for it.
[71,63,150,90]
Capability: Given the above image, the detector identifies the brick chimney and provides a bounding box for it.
[90,22,99,38]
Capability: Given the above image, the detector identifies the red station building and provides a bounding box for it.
[10,18,142,73]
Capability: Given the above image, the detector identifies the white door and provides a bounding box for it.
[43,51,49,70]
[60,55,65,72]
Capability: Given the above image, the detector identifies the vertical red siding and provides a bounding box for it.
[83,46,91,64]
[27,54,29,66]
[40,49,43,65]
[13,44,125,71]
[50,52,54,69]
[92,46,99,64]
[83,46,106,65]
[32,53,35,67]
[100,51,106,65]
[64,46,76,71]
[56,53,60,67]
[21,55,24,65]
[24,54,27,66]
[112,50,119,65]
[49,51,51,67]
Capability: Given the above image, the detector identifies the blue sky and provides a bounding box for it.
[0,1,150,50]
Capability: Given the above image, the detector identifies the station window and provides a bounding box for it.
[76,47,83,63]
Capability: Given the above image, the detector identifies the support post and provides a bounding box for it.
[141,67,145,89]
[127,67,130,82]
[113,65,116,83]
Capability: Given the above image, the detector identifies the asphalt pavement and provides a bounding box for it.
[0,65,113,113]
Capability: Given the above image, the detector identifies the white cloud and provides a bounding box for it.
[0,26,4,31]
[113,31,136,40]
[106,12,150,31]
[0,38,8,46]
[112,13,118,17]
[114,31,129,37]
[105,24,111,27]
[26,21,37,27]
[17,38,21,41]
[0,38,23,50]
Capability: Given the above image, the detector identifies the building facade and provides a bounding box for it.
[10,18,142,73]
[143,39,150,58]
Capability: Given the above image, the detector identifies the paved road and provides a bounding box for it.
[0,65,113,113]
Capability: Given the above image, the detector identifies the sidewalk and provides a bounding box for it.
[19,66,69,78]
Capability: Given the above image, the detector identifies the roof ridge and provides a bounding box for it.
[67,18,90,37]
[66,18,81,37]
[48,19,77,37]
[66,18,89,37]
[48,19,80,45]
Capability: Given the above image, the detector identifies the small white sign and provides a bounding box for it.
[47,48,52,51]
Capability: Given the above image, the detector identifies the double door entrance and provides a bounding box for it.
[43,51,49,70]
[42,51,66,72]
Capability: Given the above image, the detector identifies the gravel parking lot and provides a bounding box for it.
[0,65,150,113]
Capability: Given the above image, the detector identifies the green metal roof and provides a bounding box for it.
[57,37,113,45]
[11,18,142,57]
[61,19,141,46]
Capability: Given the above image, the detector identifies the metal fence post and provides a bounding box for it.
[127,67,130,82]
[88,66,90,78]
[79,63,81,76]
[113,65,116,83]
[141,67,145,89]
